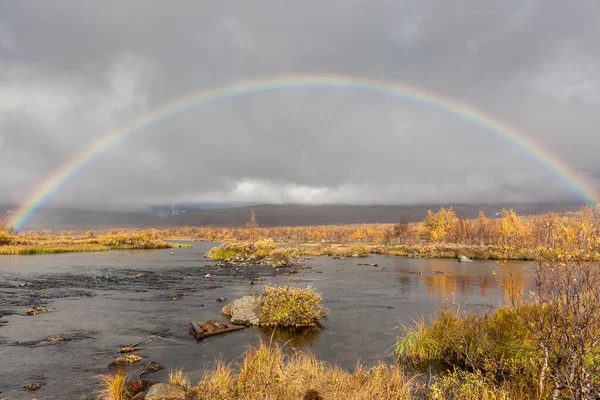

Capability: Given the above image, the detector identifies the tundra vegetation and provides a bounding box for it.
[201,206,600,261]
[3,205,599,258]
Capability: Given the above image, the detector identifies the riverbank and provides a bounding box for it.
[0,231,175,255]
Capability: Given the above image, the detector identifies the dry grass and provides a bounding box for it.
[189,340,418,400]
[169,368,191,389]
[97,368,129,400]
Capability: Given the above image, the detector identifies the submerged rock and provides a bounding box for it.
[222,293,265,326]
[140,361,165,377]
[0,321,7,327]
[26,305,48,315]
[204,273,212,279]
[216,297,227,302]
[458,255,473,263]
[24,383,41,391]
[109,354,142,367]
[47,335,66,342]
[144,383,186,400]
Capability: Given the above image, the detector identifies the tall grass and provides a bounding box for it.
[395,307,541,398]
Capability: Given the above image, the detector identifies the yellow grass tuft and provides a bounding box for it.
[169,368,191,389]
[97,368,129,400]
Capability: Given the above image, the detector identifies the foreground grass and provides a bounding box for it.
[100,341,527,399]
[189,341,418,400]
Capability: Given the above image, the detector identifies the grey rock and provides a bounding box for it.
[458,255,473,263]
[144,383,186,399]
[222,293,265,326]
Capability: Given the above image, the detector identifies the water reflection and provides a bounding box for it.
[258,325,323,347]
[393,260,530,304]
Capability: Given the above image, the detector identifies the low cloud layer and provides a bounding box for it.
[1,0,599,210]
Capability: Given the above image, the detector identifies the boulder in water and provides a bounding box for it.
[458,255,473,263]
[222,293,265,326]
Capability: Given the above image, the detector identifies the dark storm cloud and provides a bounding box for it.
[0,0,598,208]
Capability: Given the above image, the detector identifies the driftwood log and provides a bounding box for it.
[189,321,244,341]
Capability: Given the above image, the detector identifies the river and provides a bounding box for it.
[0,242,532,399]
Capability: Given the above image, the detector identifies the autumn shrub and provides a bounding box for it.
[261,285,328,327]
[508,206,600,398]
[0,231,14,245]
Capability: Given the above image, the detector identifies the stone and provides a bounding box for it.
[140,361,165,377]
[126,380,157,397]
[47,336,65,342]
[222,293,265,326]
[351,254,359,258]
[24,383,41,391]
[204,274,212,279]
[458,255,473,263]
[144,383,186,400]
[216,297,227,302]
[18,283,27,287]
[136,273,146,278]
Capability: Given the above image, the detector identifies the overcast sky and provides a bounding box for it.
[1,0,599,209]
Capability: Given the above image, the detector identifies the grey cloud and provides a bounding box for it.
[0,0,599,208]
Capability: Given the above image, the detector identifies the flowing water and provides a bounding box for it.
[0,242,532,399]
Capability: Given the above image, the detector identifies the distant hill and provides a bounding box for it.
[158,203,586,228]
[2,203,586,231]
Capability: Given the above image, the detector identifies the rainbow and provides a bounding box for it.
[8,73,597,231]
